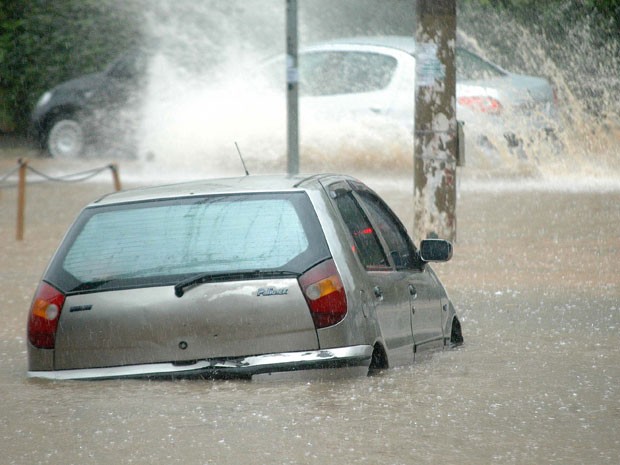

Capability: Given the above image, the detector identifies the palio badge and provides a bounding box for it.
[257,287,289,297]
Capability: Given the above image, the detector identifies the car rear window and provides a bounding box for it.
[47,192,330,293]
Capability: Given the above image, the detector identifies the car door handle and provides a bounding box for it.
[373,286,384,301]
[409,284,417,299]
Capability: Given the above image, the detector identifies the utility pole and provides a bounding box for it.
[286,0,299,175]
[414,0,458,241]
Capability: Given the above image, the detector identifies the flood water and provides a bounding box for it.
[1,164,618,464]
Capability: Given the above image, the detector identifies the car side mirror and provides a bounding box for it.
[419,239,453,262]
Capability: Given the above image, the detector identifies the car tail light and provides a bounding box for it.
[458,96,502,115]
[299,259,347,329]
[27,282,66,349]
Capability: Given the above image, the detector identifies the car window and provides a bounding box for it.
[332,190,389,270]
[456,48,506,80]
[50,192,330,292]
[299,51,397,96]
[354,190,420,270]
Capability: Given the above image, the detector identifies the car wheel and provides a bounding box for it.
[449,317,464,347]
[46,117,85,158]
[368,343,389,374]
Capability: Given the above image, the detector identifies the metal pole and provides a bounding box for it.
[414,0,458,242]
[16,158,28,241]
[286,0,299,175]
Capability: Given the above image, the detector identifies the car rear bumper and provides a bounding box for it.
[27,345,374,381]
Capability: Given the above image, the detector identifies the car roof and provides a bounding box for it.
[304,35,479,58]
[306,35,416,55]
[91,173,354,206]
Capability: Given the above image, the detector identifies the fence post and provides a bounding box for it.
[16,158,28,241]
[110,164,122,191]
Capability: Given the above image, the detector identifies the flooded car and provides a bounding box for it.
[26,174,462,380]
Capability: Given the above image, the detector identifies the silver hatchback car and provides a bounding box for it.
[27,174,462,380]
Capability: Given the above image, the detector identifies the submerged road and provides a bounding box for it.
[0,163,618,464]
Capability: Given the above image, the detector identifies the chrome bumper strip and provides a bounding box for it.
[27,345,373,381]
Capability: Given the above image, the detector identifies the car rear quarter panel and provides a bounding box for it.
[27,344,54,371]
[390,51,417,128]
[305,188,384,350]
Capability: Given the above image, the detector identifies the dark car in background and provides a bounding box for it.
[31,50,147,158]
[27,174,462,380]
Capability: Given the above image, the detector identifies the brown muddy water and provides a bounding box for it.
[0,154,619,464]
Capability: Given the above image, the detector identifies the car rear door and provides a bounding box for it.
[351,185,444,353]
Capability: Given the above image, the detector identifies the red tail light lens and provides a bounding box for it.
[27,282,65,349]
[299,259,347,329]
[458,96,502,115]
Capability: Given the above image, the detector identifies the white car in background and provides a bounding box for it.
[261,35,560,161]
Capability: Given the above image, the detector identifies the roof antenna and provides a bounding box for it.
[235,142,250,176]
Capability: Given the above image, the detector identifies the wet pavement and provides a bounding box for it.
[1,157,619,464]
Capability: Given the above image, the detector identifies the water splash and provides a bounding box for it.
[123,1,619,182]
[458,4,620,180]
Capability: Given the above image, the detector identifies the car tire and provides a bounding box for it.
[46,117,85,158]
[450,317,464,347]
[368,343,389,373]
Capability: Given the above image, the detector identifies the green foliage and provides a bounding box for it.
[0,0,142,133]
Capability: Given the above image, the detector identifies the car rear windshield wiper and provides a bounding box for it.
[174,269,301,298]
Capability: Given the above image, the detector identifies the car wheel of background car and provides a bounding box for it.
[529,128,565,157]
[503,132,527,160]
[46,117,85,158]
